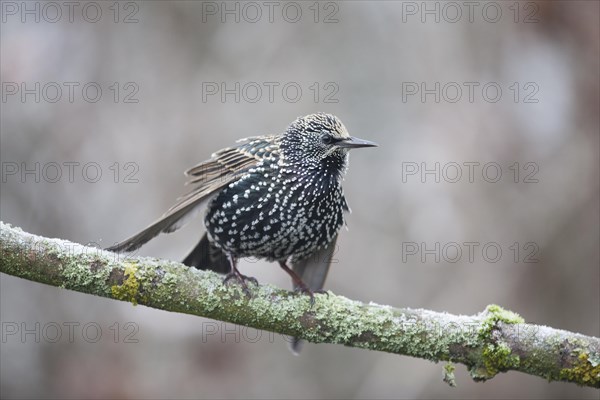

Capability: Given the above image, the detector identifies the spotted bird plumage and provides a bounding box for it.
[107,113,377,353]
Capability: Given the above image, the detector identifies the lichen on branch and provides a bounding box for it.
[0,221,598,388]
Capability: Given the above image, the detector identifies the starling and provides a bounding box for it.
[107,113,376,352]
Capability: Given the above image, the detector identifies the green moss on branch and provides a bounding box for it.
[1,221,598,389]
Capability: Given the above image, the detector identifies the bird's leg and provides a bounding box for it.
[223,255,258,296]
[278,261,317,306]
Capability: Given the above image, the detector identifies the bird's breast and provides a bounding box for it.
[204,161,346,261]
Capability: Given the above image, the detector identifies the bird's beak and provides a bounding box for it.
[336,136,378,149]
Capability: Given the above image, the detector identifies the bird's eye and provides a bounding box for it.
[321,133,334,145]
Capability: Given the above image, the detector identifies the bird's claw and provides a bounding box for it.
[294,285,317,307]
[223,272,258,297]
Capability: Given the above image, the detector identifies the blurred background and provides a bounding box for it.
[1,1,598,398]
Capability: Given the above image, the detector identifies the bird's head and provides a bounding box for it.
[281,113,377,173]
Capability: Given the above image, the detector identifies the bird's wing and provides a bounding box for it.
[289,235,338,353]
[107,136,279,253]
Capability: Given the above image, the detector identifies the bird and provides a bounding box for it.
[107,112,377,352]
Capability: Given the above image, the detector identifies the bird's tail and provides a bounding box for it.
[182,233,230,274]
[289,236,338,354]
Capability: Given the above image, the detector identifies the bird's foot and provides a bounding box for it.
[223,271,258,297]
[294,284,318,307]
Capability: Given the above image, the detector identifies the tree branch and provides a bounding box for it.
[1,221,598,388]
